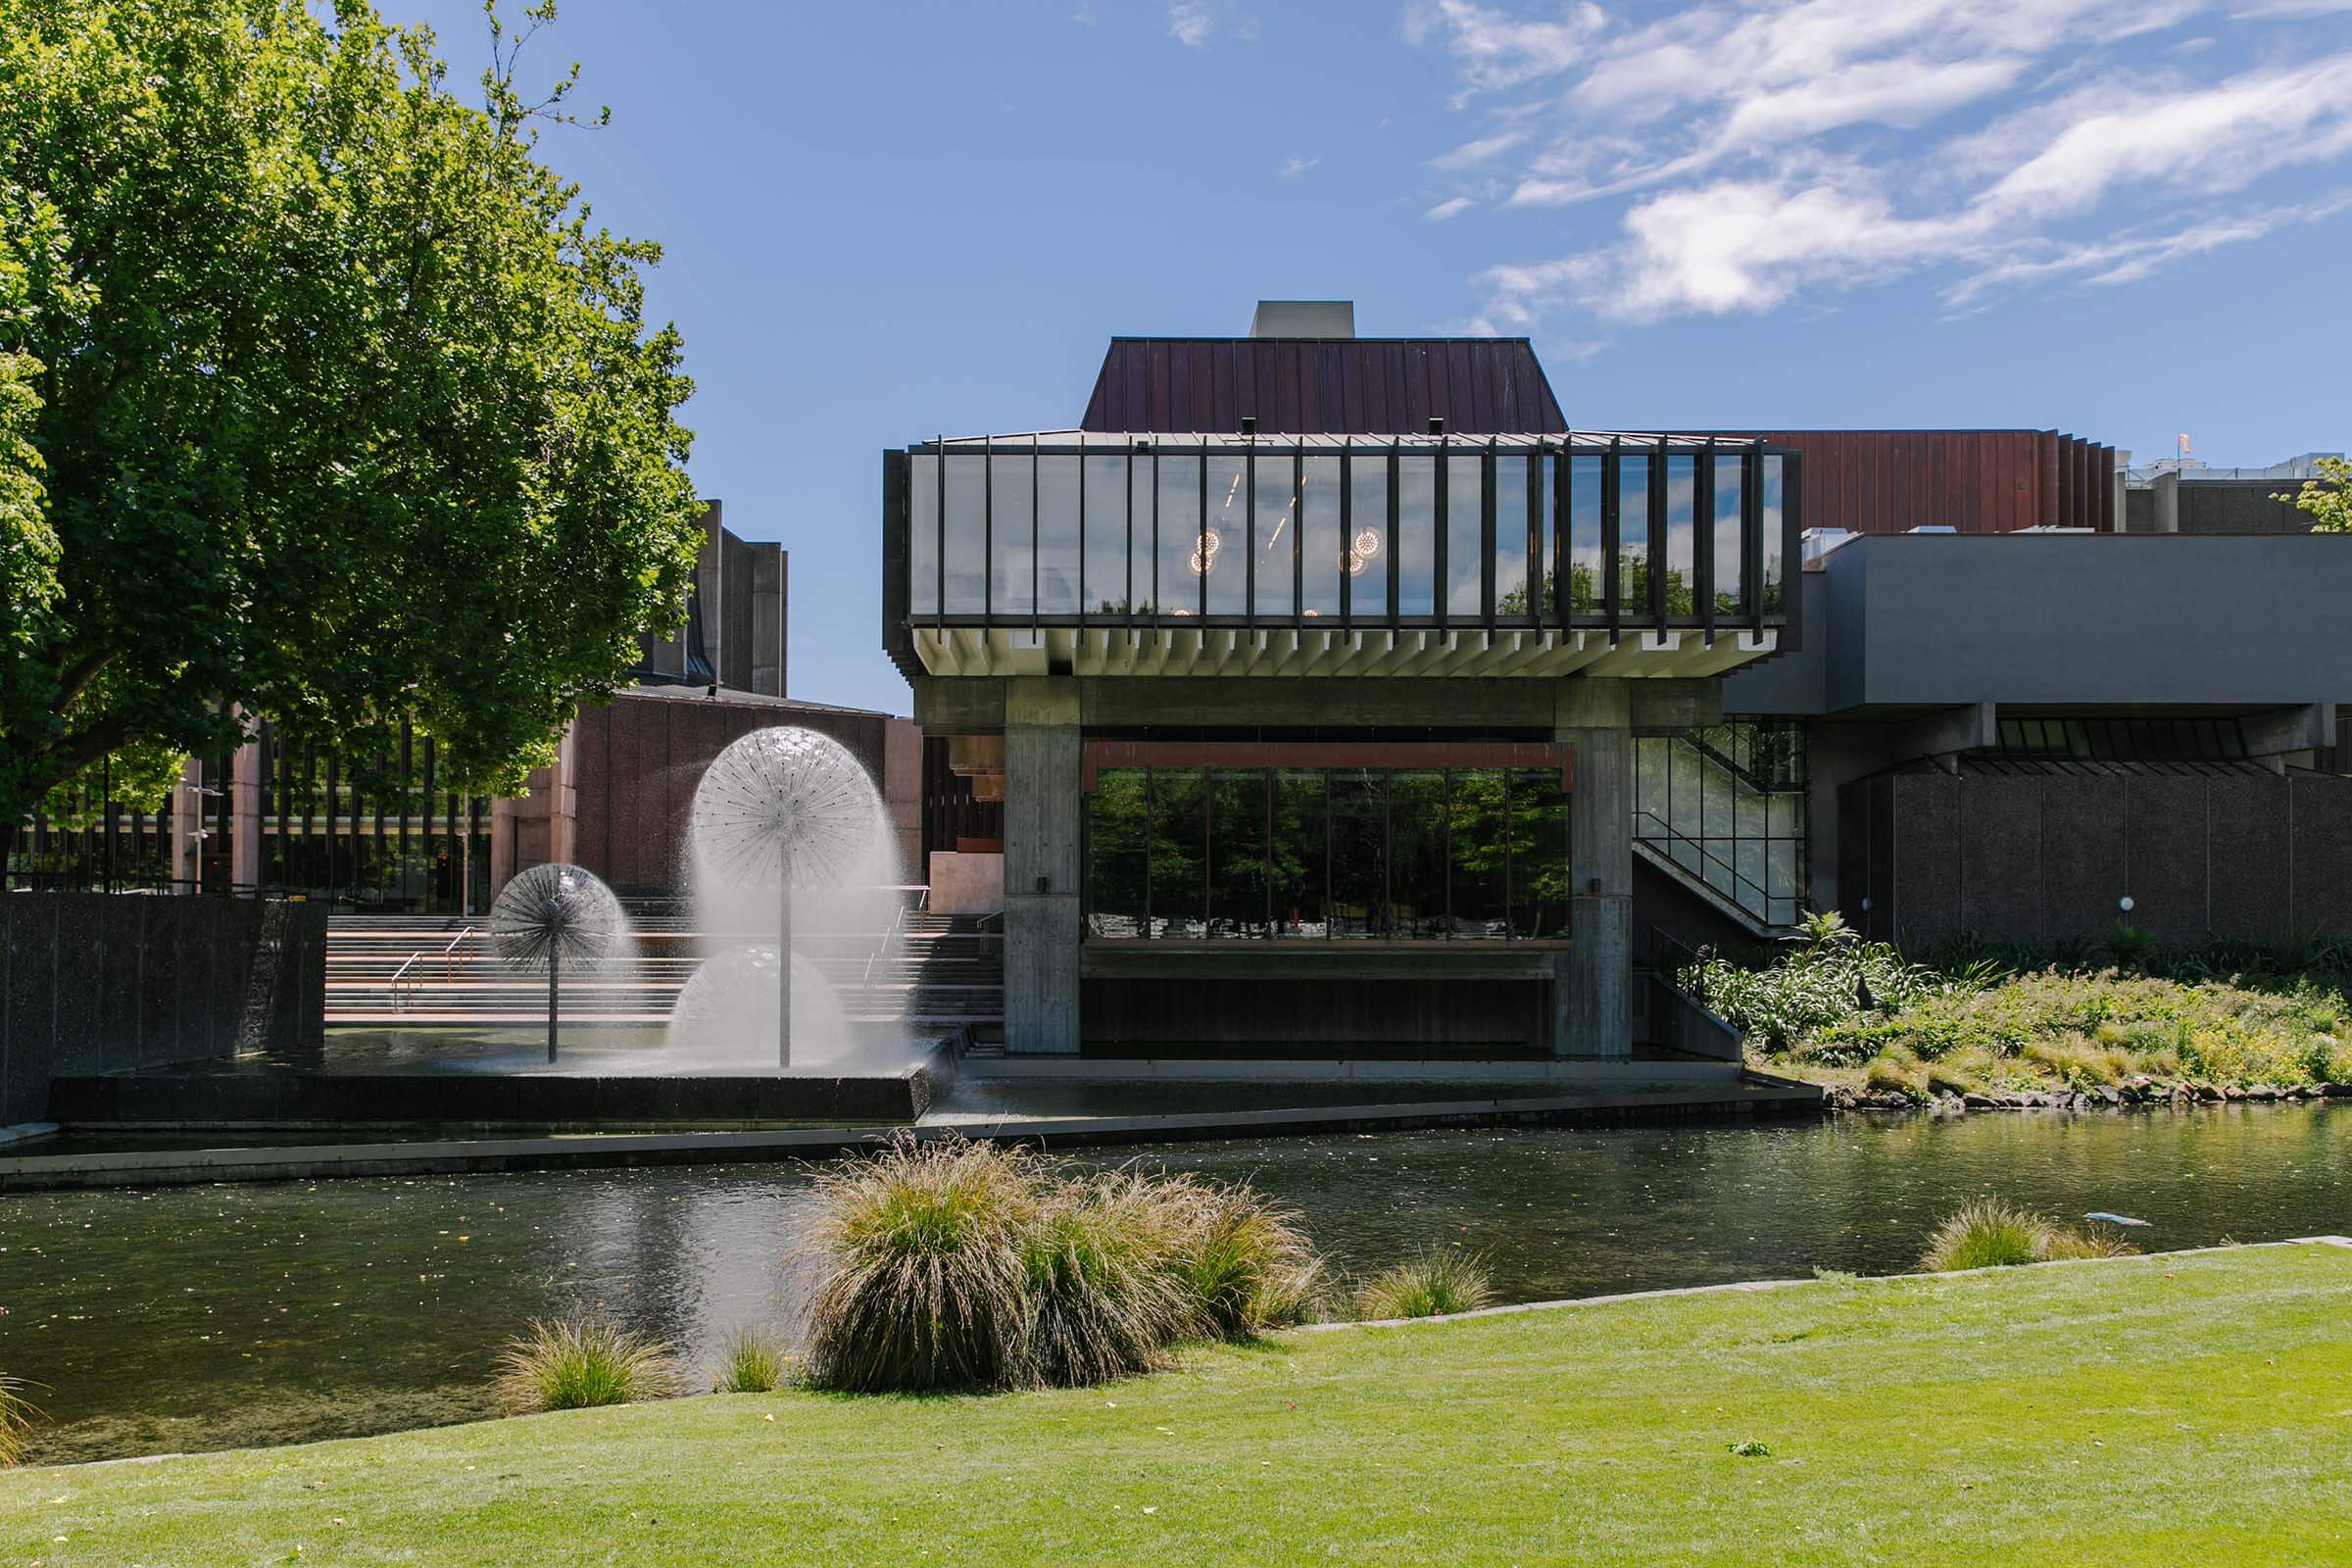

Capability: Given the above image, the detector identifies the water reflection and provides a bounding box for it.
[0,1104,2343,1463]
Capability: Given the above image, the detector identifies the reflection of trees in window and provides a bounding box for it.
[1087,769,1149,937]
[1208,768,1268,937]
[1149,767,1205,936]
[1446,770,1509,936]
[1506,770,1570,937]
[1269,769,1326,936]
[1328,768,1386,938]
[1389,770,1448,939]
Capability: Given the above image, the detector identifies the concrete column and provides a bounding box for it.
[882,717,925,886]
[1001,678,1081,1054]
[486,729,577,901]
[171,757,203,894]
[229,723,264,893]
[1555,679,1633,1057]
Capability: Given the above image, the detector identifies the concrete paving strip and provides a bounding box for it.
[0,1078,1818,1191]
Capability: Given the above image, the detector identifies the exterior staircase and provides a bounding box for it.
[324,902,1003,1033]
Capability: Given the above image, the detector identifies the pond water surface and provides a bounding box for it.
[2,1102,2345,1465]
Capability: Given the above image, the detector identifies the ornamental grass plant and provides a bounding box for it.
[1020,1172,1196,1386]
[711,1329,790,1394]
[1160,1175,1329,1337]
[0,1374,36,1467]
[1917,1202,2136,1273]
[496,1317,680,1413]
[1353,1248,1497,1320]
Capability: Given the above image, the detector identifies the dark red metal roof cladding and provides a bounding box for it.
[1741,430,2118,534]
[1080,337,1568,436]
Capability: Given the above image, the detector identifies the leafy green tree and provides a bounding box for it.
[0,0,703,856]
[2278,456,2351,534]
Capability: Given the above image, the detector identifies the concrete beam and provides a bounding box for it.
[1629,679,1724,736]
[2243,703,2336,758]
[1889,702,1997,773]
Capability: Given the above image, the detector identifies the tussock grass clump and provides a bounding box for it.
[712,1329,790,1394]
[1021,1172,1196,1386]
[1918,1201,2138,1273]
[1162,1177,1328,1337]
[1354,1248,1497,1320]
[797,1137,1337,1393]
[800,1134,1042,1394]
[496,1316,679,1412]
[0,1374,38,1467]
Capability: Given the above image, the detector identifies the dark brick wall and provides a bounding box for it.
[569,691,893,899]
[0,895,326,1123]
[1839,768,2352,947]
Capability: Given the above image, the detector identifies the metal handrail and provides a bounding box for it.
[443,926,473,981]
[390,953,421,1013]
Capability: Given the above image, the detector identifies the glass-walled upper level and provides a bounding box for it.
[893,431,1797,637]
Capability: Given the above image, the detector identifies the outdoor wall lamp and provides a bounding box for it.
[2119,896,2135,913]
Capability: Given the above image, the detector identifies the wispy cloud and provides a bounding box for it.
[1401,0,2352,329]
[1168,1,1215,46]
[1280,155,1321,179]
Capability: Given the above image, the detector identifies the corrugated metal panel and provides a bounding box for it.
[1079,337,1568,435]
[1740,430,2114,534]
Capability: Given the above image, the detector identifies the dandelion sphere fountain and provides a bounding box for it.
[488,862,628,1063]
[687,727,887,1067]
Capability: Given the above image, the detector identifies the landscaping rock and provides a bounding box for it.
[2097,1086,2125,1106]
[2326,1083,2352,1099]
[1962,1093,1998,1110]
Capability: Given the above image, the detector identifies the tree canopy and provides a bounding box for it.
[2278,455,2350,535]
[0,0,704,832]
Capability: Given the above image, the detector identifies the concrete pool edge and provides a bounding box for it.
[0,1073,1821,1191]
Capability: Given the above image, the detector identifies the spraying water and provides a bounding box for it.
[488,862,628,1063]
[670,726,903,1071]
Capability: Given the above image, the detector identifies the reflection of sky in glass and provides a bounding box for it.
[1037,455,1080,615]
[1665,455,1694,615]
[1761,455,1786,612]
[1348,453,1390,614]
[1569,456,1602,614]
[1253,455,1294,618]
[909,455,938,614]
[1204,455,1247,615]
[1155,454,1200,618]
[1301,456,1342,616]
[1712,454,1744,614]
[1446,455,1483,617]
[1495,456,1530,617]
[1082,455,1128,615]
[989,452,1033,616]
[1616,454,1649,611]
[1397,456,1435,614]
[944,455,986,614]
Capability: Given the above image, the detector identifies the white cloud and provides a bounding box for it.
[1168,1,1214,46]
[1407,0,2352,328]
[2230,0,2352,14]
[1280,156,1321,179]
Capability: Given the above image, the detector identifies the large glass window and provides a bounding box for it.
[1446,770,1508,936]
[1445,454,1484,618]
[1505,769,1570,938]
[1616,453,1649,617]
[1204,454,1248,616]
[944,454,987,614]
[1396,454,1436,615]
[1149,766,1206,935]
[1300,456,1342,618]
[1664,455,1695,616]
[909,455,940,615]
[1209,768,1269,937]
[1632,720,1807,930]
[1088,769,1149,937]
[1388,769,1448,939]
[1037,456,1080,616]
[1711,453,1745,617]
[1567,454,1602,615]
[1082,455,1130,616]
[1496,456,1532,619]
[1131,458,1156,616]
[1270,769,1327,935]
[1328,767,1386,937]
[1253,455,1296,619]
[1347,452,1390,615]
[990,451,1034,616]
[1760,454,1787,615]
[1156,454,1201,619]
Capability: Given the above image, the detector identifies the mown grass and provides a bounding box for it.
[6,1245,2348,1566]
[1688,926,2352,1099]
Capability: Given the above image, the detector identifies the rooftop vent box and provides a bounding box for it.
[1249,300,1355,339]
[1906,525,1959,534]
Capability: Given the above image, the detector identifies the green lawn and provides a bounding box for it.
[8,1245,2352,1566]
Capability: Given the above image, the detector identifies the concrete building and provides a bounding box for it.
[882,304,2352,1063]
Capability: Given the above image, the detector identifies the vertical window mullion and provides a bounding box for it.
[1602,438,1622,643]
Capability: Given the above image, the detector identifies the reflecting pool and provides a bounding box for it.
[1,1103,2345,1464]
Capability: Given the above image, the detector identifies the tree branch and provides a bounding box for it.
[52,646,121,714]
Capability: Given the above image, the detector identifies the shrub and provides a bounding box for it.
[1161,1177,1328,1337]
[1917,1202,2138,1272]
[0,1374,37,1467]
[712,1329,790,1394]
[496,1316,679,1412]
[1020,1172,1195,1386]
[799,1134,1042,1394]
[1863,1054,1924,1099]
[1354,1249,1497,1320]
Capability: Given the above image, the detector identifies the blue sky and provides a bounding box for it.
[397,0,2352,715]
